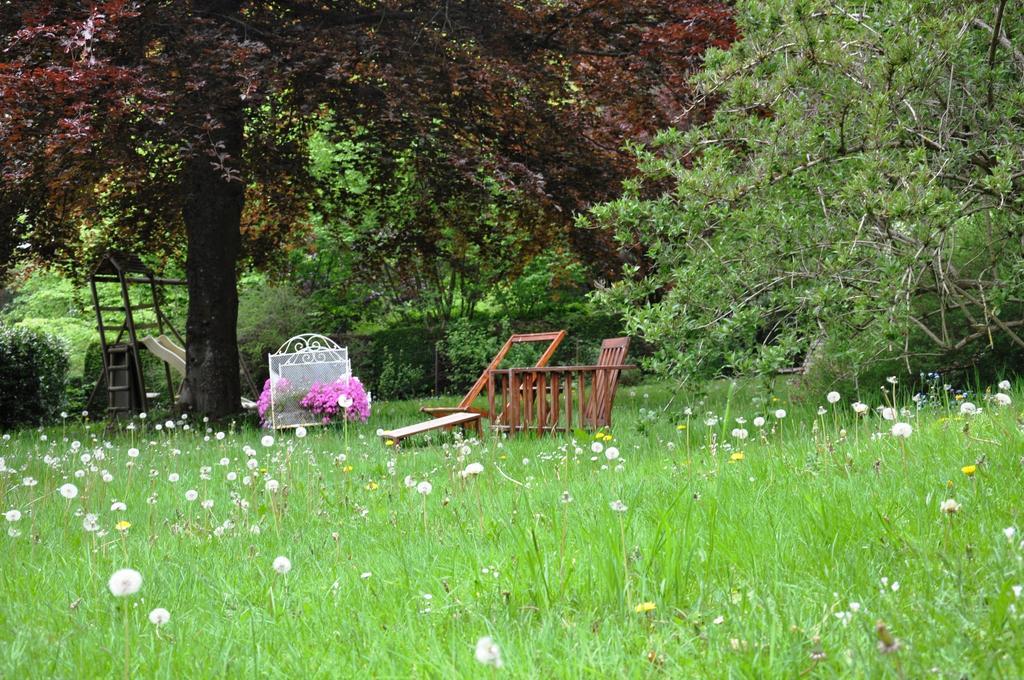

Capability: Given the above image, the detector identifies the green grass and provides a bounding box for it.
[1,380,1022,678]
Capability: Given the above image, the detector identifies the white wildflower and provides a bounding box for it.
[474,636,504,668]
[108,568,143,597]
[148,607,170,626]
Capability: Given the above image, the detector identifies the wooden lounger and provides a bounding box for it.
[378,331,566,445]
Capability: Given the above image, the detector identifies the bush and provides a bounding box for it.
[375,351,425,401]
[441,318,502,392]
[0,323,70,427]
[237,284,311,385]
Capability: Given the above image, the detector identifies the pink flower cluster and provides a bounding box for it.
[300,376,371,423]
[256,377,292,424]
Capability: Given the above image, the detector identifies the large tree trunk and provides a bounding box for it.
[180,107,244,418]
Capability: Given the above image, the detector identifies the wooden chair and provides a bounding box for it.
[378,331,566,445]
[487,337,634,435]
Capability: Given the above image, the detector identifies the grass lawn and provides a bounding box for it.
[1,379,1022,678]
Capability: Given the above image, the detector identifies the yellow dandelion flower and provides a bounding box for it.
[676,424,687,431]
[365,481,379,491]
[955,394,964,401]
[385,439,395,447]
[115,520,131,532]
[635,602,656,613]
[499,454,507,460]
[342,465,353,473]
[961,465,976,476]
[730,452,745,462]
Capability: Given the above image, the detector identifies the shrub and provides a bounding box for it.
[237,283,311,384]
[441,318,502,392]
[0,323,70,427]
[376,351,425,401]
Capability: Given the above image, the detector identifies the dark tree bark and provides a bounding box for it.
[180,107,244,418]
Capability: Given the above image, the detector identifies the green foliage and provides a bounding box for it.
[236,281,312,383]
[305,123,562,327]
[375,351,426,401]
[340,325,442,399]
[0,323,69,426]
[592,0,1024,384]
[441,318,503,392]
[492,249,588,321]
[1,269,94,376]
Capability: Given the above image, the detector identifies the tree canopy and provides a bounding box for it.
[592,0,1024,385]
[0,0,734,416]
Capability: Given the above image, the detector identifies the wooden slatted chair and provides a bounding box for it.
[379,331,566,445]
[487,337,634,435]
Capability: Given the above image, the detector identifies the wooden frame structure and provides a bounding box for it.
[88,251,186,416]
[88,250,259,417]
[379,330,566,444]
[487,337,634,435]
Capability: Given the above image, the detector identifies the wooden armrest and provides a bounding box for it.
[421,406,485,418]
[489,365,637,376]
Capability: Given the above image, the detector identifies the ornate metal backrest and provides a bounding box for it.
[268,334,351,428]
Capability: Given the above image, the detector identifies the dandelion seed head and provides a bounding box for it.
[108,568,143,597]
[474,636,503,668]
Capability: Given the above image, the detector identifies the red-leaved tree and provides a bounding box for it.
[0,1,734,417]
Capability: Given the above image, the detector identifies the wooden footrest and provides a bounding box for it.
[379,411,482,444]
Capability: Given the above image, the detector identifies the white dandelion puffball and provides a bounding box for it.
[416,481,433,495]
[261,434,275,447]
[730,428,748,440]
[826,391,841,404]
[993,393,1012,407]
[605,446,620,461]
[590,440,604,454]
[940,498,961,514]
[998,379,1011,391]
[890,422,913,438]
[610,500,628,512]
[5,509,22,522]
[110,501,127,512]
[475,636,504,668]
[59,483,79,500]
[108,568,143,597]
[880,407,896,421]
[127,447,140,458]
[774,409,786,419]
[185,489,199,502]
[752,416,766,428]
[265,479,280,493]
[294,426,307,438]
[462,462,484,477]
[337,395,354,409]
[272,556,292,575]
[959,401,979,416]
[852,402,869,415]
[148,607,171,626]
[404,475,417,488]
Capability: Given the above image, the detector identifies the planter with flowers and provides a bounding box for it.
[262,334,371,429]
